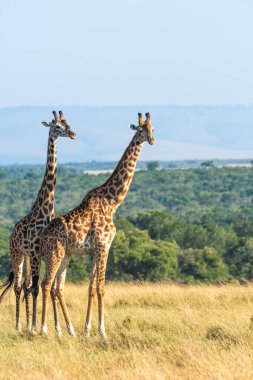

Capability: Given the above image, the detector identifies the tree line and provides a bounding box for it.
[1,165,253,282]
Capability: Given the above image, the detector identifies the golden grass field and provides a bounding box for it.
[1,283,253,380]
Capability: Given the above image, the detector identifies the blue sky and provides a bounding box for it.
[1,0,253,107]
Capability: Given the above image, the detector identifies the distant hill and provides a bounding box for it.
[1,105,253,164]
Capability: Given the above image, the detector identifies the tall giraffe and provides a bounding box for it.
[40,112,155,338]
[0,111,76,334]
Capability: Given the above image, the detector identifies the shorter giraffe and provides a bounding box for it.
[40,112,155,338]
[0,111,76,334]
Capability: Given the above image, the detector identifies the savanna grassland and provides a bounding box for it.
[1,282,253,380]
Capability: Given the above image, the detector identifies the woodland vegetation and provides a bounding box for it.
[1,164,253,283]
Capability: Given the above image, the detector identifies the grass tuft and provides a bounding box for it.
[206,325,239,348]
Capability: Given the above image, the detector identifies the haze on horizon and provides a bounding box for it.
[1,0,253,107]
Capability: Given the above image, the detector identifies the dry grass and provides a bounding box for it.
[1,283,253,380]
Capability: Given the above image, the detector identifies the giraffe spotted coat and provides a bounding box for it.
[7,111,76,333]
[40,112,155,338]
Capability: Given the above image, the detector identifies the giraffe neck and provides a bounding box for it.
[101,134,143,210]
[31,134,57,217]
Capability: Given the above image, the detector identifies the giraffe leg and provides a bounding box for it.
[84,255,97,337]
[41,247,64,335]
[95,229,115,339]
[11,251,24,332]
[30,254,41,334]
[50,279,61,335]
[23,256,32,332]
[95,245,109,339]
[41,274,57,335]
[55,256,76,336]
[96,265,107,339]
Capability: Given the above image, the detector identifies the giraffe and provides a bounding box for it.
[0,111,76,334]
[39,112,155,338]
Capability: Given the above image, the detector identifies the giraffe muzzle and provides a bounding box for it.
[70,132,77,140]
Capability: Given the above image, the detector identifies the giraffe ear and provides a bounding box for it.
[130,124,138,130]
[42,121,51,127]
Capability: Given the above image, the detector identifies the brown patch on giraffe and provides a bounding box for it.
[47,174,54,181]
[123,173,129,181]
[109,186,116,196]
[47,183,54,192]
[37,209,45,220]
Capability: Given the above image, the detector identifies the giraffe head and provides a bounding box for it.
[42,111,77,140]
[130,112,155,145]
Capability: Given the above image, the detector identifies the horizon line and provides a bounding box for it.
[1,158,253,167]
[1,103,253,110]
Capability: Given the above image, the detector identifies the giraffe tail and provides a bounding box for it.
[0,272,14,303]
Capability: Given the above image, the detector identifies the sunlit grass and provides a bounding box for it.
[1,283,253,379]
